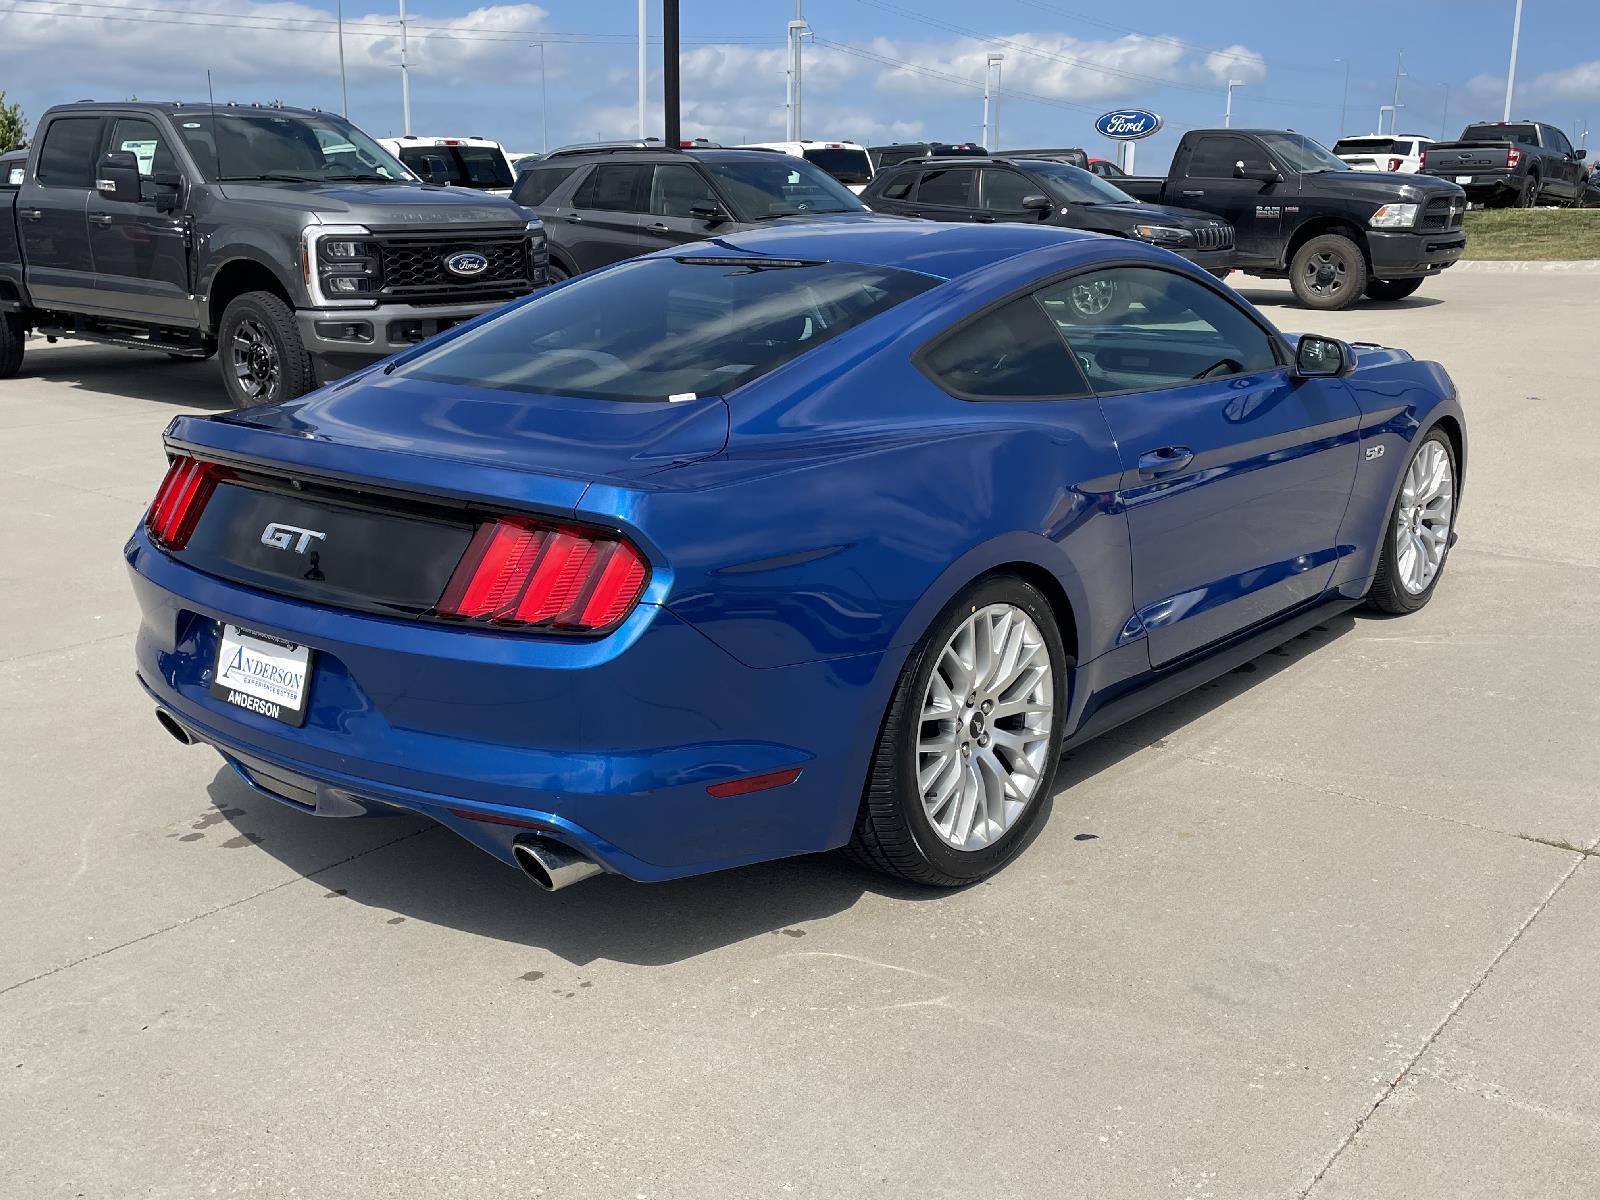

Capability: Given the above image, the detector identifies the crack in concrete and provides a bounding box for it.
[0,825,436,999]
[1297,853,1592,1197]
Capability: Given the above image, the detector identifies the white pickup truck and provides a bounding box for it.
[377,136,517,195]
[1332,134,1434,175]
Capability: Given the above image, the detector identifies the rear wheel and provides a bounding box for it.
[1289,233,1368,310]
[1517,175,1541,207]
[1364,277,1424,302]
[0,312,24,379]
[847,576,1069,886]
[1367,429,1458,615]
[217,291,313,408]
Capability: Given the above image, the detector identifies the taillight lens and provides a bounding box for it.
[146,456,227,550]
[1419,149,1428,169]
[1507,146,1521,169]
[438,517,649,632]
[1387,156,1403,172]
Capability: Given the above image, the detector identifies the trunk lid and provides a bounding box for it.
[1424,141,1517,171]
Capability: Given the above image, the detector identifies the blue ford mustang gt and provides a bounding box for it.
[127,223,1465,890]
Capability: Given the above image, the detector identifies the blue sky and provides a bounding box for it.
[3,0,1598,168]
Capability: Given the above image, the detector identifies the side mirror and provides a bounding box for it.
[1293,334,1351,378]
[96,150,143,202]
[1021,193,1053,212]
[1574,149,1588,161]
[688,200,728,223]
[419,154,451,185]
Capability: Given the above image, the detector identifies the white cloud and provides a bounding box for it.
[868,33,1194,104]
[1201,44,1267,87]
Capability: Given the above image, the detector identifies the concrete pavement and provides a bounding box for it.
[1,271,1596,1199]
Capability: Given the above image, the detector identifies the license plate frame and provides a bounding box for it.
[1454,175,1474,184]
[210,624,313,727]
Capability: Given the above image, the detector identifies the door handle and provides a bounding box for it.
[903,210,922,218]
[646,222,668,231]
[1137,446,1195,477]
[19,208,43,221]
[1180,189,1205,197]
[89,214,114,226]
[561,212,583,223]
[974,215,997,223]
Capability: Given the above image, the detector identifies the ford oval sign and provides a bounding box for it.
[444,251,489,277]
[1095,109,1163,141]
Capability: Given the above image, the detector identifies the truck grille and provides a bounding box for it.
[1193,224,1233,251]
[374,234,532,299]
[1418,196,1466,232]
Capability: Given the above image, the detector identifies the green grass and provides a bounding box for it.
[1461,208,1600,260]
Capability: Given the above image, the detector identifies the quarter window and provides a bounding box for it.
[920,297,1091,401]
[35,117,103,187]
[573,163,649,212]
[1038,267,1280,393]
[512,164,577,206]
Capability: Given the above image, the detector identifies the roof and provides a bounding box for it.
[647,220,1109,282]
[43,100,333,118]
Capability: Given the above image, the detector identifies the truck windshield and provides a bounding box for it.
[1255,132,1349,173]
[393,255,937,402]
[1020,161,1134,205]
[1460,124,1540,145]
[175,111,414,183]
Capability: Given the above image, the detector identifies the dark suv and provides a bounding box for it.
[512,146,892,279]
[861,156,1236,273]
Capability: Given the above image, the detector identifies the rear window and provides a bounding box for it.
[1460,124,1540,146]
[512,164,578,206]
[1333,138,1398,155]
[802,147,873,184]
[398,145,514,189]
[394,256,938,402]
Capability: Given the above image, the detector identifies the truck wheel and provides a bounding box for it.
[1289,234,1368,311]
[1364,278,1424,302]
[1517,176,1541,208]
[218,291,314,408]
[0,313,24,379]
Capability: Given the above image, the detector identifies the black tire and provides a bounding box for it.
[1364,277,1424,303]
[1517,175,1541,208]
[217,290,314,409]
[847,575,1070,886]
[0,312,24,379]
[1289,233,1369,311]
[1366,428,1458,615]
[547,261,571,283]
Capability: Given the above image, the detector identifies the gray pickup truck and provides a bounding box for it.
[0,101,548,406]
[1420,121,1588,208]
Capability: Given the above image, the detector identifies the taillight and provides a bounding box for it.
[1387,156,1403,172]
[146,456,227,550]
[1507,146,1521,169]
[1419,149,1428,169]
[438,517,649,632]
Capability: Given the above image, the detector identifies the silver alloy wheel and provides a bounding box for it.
[1303,249,1349,297]
[230,317,280,402]
[917,604,1054,851]
[1395,439,1455,594]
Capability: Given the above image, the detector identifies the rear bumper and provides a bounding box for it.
[125,527,889,882]
[297,296,524,383]
[1424,170,1521,200]
[1367,229,1467,278]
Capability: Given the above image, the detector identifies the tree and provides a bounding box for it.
[0,93,27,153]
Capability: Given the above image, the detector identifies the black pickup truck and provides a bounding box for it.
[1420,121,1588,208]
[1,101,548,405]
[1119,128,1467,309]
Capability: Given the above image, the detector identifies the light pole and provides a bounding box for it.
[637,0,647,139]
[398,0,411,135]
[1377,104,1395,134]
[1334,57,1350,138]
[336,0,348,117]
[1504,0,1524,121]
[1225,79,1243,128]
[1440,84,1450,140]
[982,53,1003,149]
[1390,49,1406,132]
[533,41,548,152]
[786,9,809,140]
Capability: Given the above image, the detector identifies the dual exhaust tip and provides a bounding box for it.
[154,708,600,893]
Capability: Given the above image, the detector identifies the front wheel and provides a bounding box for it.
[1366,429,1458,614]
[847,576,1069,886]
[1364,277,1424,302]
[1289,233,1368,310]
[217,291,314,408]
[0,312,24,379]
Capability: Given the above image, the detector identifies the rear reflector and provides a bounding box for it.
[146,456,228,550]
[706,767,803,798]
[438,517,649,632]
[447,807,554,830]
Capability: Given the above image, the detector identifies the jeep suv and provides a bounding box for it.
[511,145,893,279]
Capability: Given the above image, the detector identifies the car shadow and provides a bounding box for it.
[204,613,1357,967]
[19,339,233,409]
[1232,288,1445,313]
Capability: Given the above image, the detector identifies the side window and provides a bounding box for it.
[512,165,577,206]
[1038,267,1279,393]
[980,168,1036,211]
[649,163,717,218]
[919,296,1091,401]
[879,171,915,200]
[581,163,649,212]
[105,117,176,180]
[35,117,103,188]
[1545,126,1573,156]
[1185,135,1271,178]
[916,168,975,207]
